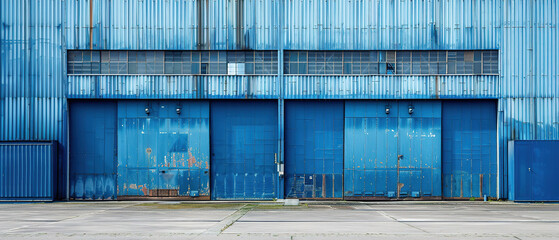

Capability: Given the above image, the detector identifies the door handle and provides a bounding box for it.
[398,155,404,159]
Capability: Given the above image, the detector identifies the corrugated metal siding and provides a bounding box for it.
[68,75,199,99]
[65,0,279,50]
[283,75,499,99]
[203,76,278,99]
[0,0,558,200]
[0,142,57,201]
[68,75,278,99]
[284,0,500,50]
[1,0,67,199]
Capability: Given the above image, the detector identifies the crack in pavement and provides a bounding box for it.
[193,203,256,238]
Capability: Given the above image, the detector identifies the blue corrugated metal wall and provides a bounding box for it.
[509,141,559,202]
[1,0,558,200]
[442,101,497,199]
[0,142,57,201]
[69,101,116,200]
[1,0,67,199]
[65,0,279,50]
[345,101,441,199]
[117,101,210,198]
[285,101,344,199]
[210,101,278,200]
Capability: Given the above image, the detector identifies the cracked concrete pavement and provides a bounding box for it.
[1,201,558,239]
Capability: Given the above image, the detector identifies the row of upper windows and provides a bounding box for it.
[67,50,498,75]
[67,51,278,75]
[284,51,498,75]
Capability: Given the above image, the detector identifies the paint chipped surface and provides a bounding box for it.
[117,101,210,198]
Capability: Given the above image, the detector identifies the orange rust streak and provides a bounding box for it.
[188,151,196,168]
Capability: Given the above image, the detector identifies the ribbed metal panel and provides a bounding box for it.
[283,75,499,99]
[68,75,278,99]
[498,0,558,198]
[204,75,278,99]
[65,0,279,50]
[501,0,558,98]
[283,0,500,50]
[0,142,57,201]
[68,75,198,99]
[1,0,67,199]
[1,0,558,200]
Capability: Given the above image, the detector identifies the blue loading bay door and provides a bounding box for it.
[284,101,344,199]
[210,101,278,200]
[117,101,210,199]
[344,101,442,199]
[442,101,497,199]
[69,101,117,200]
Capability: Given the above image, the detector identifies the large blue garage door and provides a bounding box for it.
[345,101,441,199]
[70,101,117,200]
[117,101,210,199]
[211,101,278,200]
[285,101,344,199]
[442,101,497,199]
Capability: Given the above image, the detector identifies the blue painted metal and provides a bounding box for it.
[69,101,117,200]
[1,0,558,200]
[67,75,278,99]
[283,0,501,50]
[344,101,441,198]
[285,101,344,199]
[65,0,279,50]
[1,0,67,199]
[442,100,497,199]
[210,101,278,200]
[0,141,57,201]
[117,101,210,198]
[283,75,500,99]
[509,140,559,202]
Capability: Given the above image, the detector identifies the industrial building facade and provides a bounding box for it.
[1,0,558,201]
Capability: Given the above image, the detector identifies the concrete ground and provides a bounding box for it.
[0,201,558,239]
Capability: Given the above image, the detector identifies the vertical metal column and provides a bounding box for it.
[277,0,285,199]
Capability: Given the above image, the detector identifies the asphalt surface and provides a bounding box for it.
[1,201,558,239]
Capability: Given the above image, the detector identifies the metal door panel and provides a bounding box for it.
[117,101,210,199]
[531,144,559,200]
[344,101,400,198]
[210,101,278,200]
[285,101,344,199]
[70,101,117,200]
[398,101,442,198]
[344,101,441,199]
[442,101,497,199]
[512,141,559,201]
